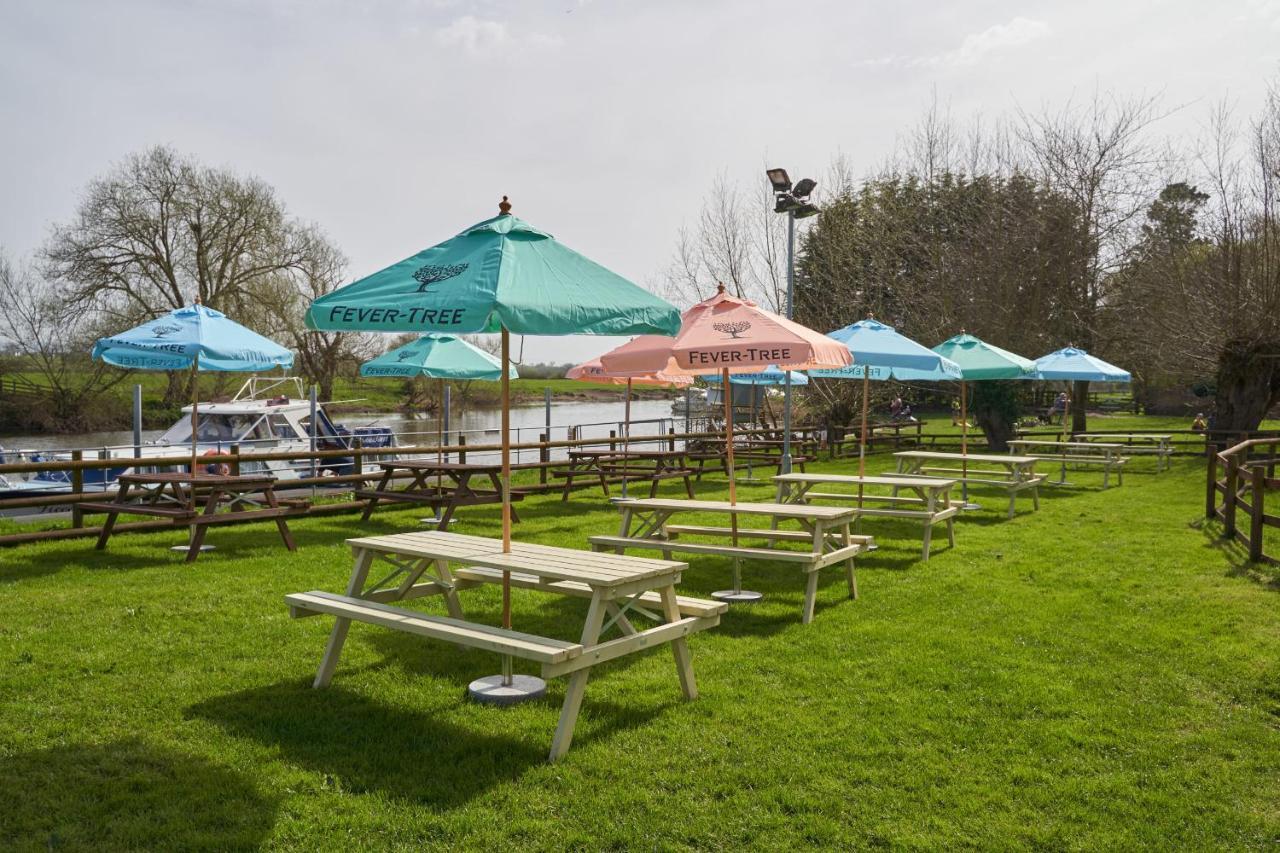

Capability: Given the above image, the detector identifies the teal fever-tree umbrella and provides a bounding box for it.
[308,198,680,704]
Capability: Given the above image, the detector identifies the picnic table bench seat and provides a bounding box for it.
[1007,440,1130,488]
[894,451,1043,519]
[451,565,727,619]
[286,590,584,664]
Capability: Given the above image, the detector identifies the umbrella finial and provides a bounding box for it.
[194,293,202,306]
[717,282,726,294]
[499,195,512,216]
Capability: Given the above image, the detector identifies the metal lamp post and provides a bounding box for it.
[766,168,820,475]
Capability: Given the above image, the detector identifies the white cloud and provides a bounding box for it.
[433,14,562,54]
[856,16,1051,69]
[436,15,510,53]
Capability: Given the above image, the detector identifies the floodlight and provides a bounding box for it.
[792,178,817,198]
[766,168,792,192]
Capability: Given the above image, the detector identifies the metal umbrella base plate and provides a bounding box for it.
[467,674,547,706]
[711,589,764,603]
[961,503,983,511]
[170,544,215,554]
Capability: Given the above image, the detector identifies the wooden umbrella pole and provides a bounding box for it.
[500,327,512,636]
[189,354,200,478]
[1060,384,1071,443]
[437,378,444,494]
[622,377,632,498]
[723,368,736,505]
[857,371,869,508]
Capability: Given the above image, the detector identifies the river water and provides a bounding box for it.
[0,398,688,465]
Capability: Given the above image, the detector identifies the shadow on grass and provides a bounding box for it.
[190,679,670,807]
[0,738,277,850]
[1195,518,1280,591]
[0,546,184,584]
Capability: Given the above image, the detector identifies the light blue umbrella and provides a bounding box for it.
[92,303,294,475]
[705,365,809,386]
[1033,346,1130,439]
[812,318,961,474]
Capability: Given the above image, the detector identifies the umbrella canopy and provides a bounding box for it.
[811,319,962,379]
[306,201,679,338]
[91,303,294,476]
[705,365,809,386]
[92,304,294,372]
[932,333,1037,380]
[359,333,516,380]
[566,352,693,387]
[1033,347,1131,382]
[601,285,848,375]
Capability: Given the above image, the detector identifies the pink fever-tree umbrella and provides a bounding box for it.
[602,285,852,602]
[566,345,693,498]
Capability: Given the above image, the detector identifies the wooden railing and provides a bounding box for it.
[1206,437,1280,565]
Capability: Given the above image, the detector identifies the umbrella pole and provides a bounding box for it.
[960,380,981,510]
[622,377,631,499]
[711,368,760,603]
[468,327,546,705]
[437,379,444,498]
[190,355,200,478]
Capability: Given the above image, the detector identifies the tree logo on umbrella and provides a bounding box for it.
[151,324,182,338]
[713,321,751,339]
[413,263,469,293]
[396,351,414,362]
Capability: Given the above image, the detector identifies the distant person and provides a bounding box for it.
[889,395,904,420]
[951,398,961,426]
[1191,412,1207,433]
[1049,392,1068,424]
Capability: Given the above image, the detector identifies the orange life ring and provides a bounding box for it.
[201,450,232,476]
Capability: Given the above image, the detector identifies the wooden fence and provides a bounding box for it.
[1206,437,1280,564]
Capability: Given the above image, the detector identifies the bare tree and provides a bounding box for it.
[0,251,127,430]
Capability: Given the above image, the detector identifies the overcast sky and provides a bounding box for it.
[2,0,1278,364]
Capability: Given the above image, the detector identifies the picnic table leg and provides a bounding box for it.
[263,487,297,552]
[94,481,131,550]
[360,468,394,521]
[921,518,933,561]
[604,601,637,635]
[560,460,576,502]
[313,548,375,689]
[842,522,858,600]
[549,591,607,762]
[185,487,221,563]
[659,584,698,700]
[801,568,820,625]
[434,559,465,619]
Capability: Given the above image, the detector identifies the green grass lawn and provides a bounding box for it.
[2,454,1279,849]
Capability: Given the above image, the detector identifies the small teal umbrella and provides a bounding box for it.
[812,318,961,475]
[359,333,516,380]
[705,365,809,386]
[360,334,518,494]
[92,303,293,475]
[1033,347,1130,439]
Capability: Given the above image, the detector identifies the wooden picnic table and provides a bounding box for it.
[894,451,1043,519]
[555,448,694,501]
[77,471,305,562]
[590,497,869,623]
[285,530,723,761]
[1007,440,1129,488]
[1075,433,1173,472]
[774,472,959,560]
[357,460,521,527]
[686,437,816,480]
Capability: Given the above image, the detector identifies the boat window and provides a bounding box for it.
[266,413,297,439]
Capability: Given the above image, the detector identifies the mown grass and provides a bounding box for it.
[1,451,1278,850]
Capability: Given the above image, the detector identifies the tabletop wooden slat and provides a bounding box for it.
[616,497,856,521]
[117,472,277,486]
[894,451,1039,465]
[374,461,502,473]
[774,473,957,488]
[345,530,685,586]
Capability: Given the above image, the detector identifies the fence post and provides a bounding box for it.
[539,432,549,484]
[668,428,676,453]
[1249,465,1265,562]
[1205,452,1217,520]
[457,433,466,463]
[1223,454,1238,539]
[609,430,616,452]
[229,443,241,476]
[352,437,363,479]
[70,450,83,529]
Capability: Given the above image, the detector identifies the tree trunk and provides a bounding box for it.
[1213,337,1280,436]
[971,380,1020,451]
[1071,379,1089,435]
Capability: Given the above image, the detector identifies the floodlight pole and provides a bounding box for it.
[781,210,796,475]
